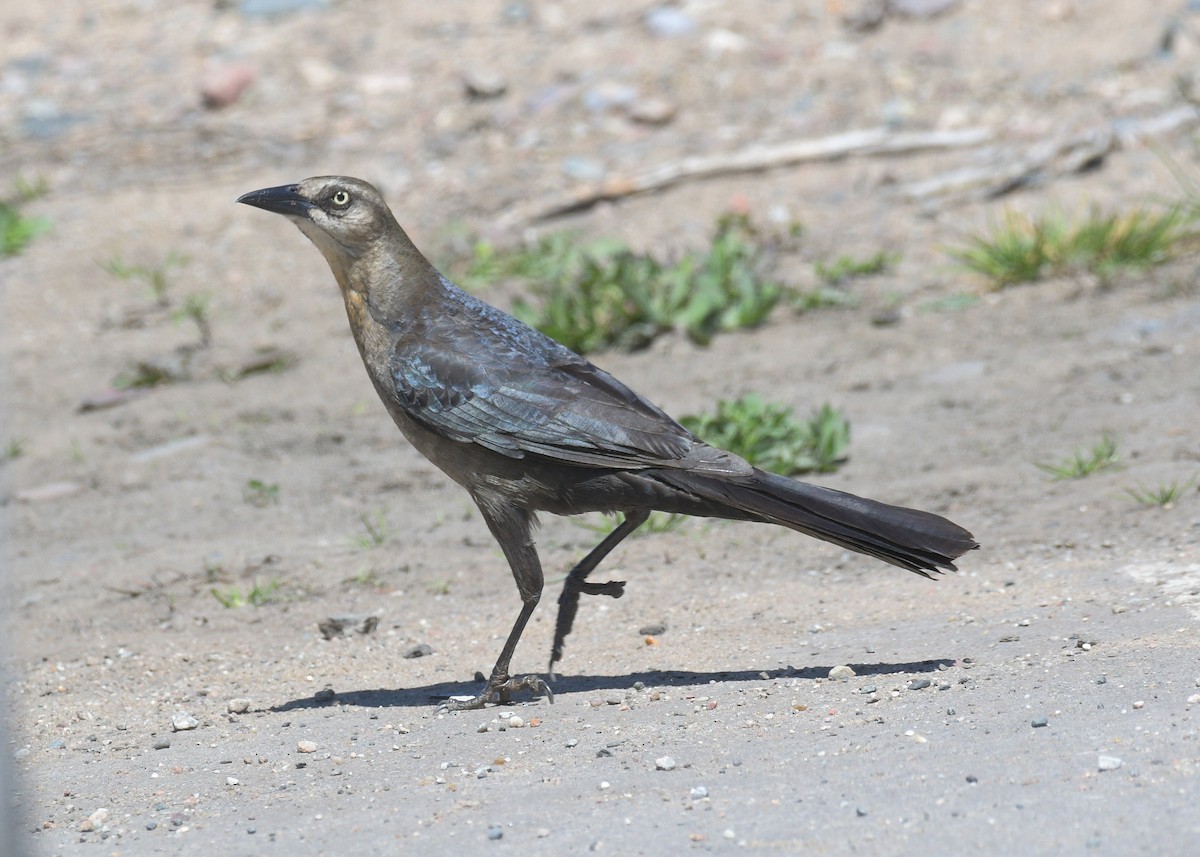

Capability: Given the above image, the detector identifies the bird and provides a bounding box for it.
[237,176,979,711]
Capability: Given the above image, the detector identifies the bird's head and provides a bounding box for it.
[238,176,401,291]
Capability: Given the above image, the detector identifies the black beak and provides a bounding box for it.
[237,184,315,217]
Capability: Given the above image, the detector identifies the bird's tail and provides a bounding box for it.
[657,469,978,577]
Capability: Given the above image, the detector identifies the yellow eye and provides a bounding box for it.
[331,190,350,207]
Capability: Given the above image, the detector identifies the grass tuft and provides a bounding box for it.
[1035,433,1120,480]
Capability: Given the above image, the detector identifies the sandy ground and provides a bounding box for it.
[3,1,1200,854]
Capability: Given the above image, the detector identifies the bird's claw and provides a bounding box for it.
[438,673,554,712]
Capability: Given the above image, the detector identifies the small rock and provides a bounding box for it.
[227,698,252,714]
[655,755,677,771]
[644,6,696,38]
[226,776,239,786]
[297,740,318,754]
[1132,700,1144,710]
[890,0,962,18]
[239,0,329,17]
[477,723,490,734]
[1098,755,1123,771]
[1031,716,1049,728]
[908,678,931,690]
[487,825,503,840]
[628,97,678,126]
[403,643,433,659]
[79,808,108,832]
[1186,694,1200,705]
[152,738,171,750]
[859,685,877,694]
[48,739,66,750]
[690,785,708,799]
[566,738,579,748]
[508,715,524,729]
[843,0,887,31]
[638,623,668,636]
[596,748,614,758]
[966,774,978,783]
[599,781,611,790]
[828,665,856,681]
[856,807,869,817]
[171,712,199,732]
[318,614,379,639]
[463,68,508,100]
[200,62,256,110]
[313,687,336,703]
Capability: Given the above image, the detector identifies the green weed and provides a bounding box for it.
[815,251,894,285]
[353,511,392,549]
[1123,475,1196,508]
[243,479,280,507]
[1035,433,1120,480]
[952,206,1189,288]
[211,578,281,608]
[681,396,850,476]
[1,179,51,257]
[482,215,784,353]
[104,252,188,307]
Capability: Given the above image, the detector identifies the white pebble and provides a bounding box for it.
[171,712,199,732]
[1098,755,1123,771]
[226,777,239,786]
[828,665,855,681]
[508,715,524,728]
[297,740,318,753]
[655,755,677,771]
[1132,700,1144,710]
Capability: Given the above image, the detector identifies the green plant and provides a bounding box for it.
[681,396,850,476]
[354,511,392,549]
[2,437,26,462]
[243,479,280,507]
[952,206,1189,288]
[1,179,51,257]
[1123,475,1196,508]
[172,293,212,346]
[104,251,188,306]
[815,251,894,285]
[1035,433,1119,480]
[491,215,785,353]
[211,578,281,608]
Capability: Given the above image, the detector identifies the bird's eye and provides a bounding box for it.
[330,190,351,208]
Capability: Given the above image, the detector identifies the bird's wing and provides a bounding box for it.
[390,328,702,469]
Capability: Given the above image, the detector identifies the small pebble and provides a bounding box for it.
[856,807,868,817]
[599,781,610,790]
[1132,700,1144,710]
[463,68,508,99]
[477,723,490,734]
[48,739,66,750]
[690,785,708,799]
[313,687,336,703]
[297,740,318,753]
[966,774,978,784]
[655,755,677,771]
[1096,676,1107,685]
[859,685,877,694]
[145,820,157,831]
[1098,755,1123,771]
[487,825,503,840]
[566,738,579,748]
[227,698,252,714]
[1031,717,1049,728]
[403,643,433,659]
[908,678,931,690]
[828,665,855,681]
[200,62,256,109]
[508,715,524,728]
[226,777,239,786]
[171,712,199,732]
[1186,694,1200,705]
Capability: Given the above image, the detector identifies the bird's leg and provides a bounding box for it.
[440,501,552,711]
[549,509,649,679]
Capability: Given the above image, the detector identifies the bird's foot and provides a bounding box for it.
[439,673,554,712]
[577,579,625,598]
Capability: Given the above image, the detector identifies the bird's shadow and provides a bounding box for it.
[269,659,953,712]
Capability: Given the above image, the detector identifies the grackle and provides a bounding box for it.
[238,176,978,710]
